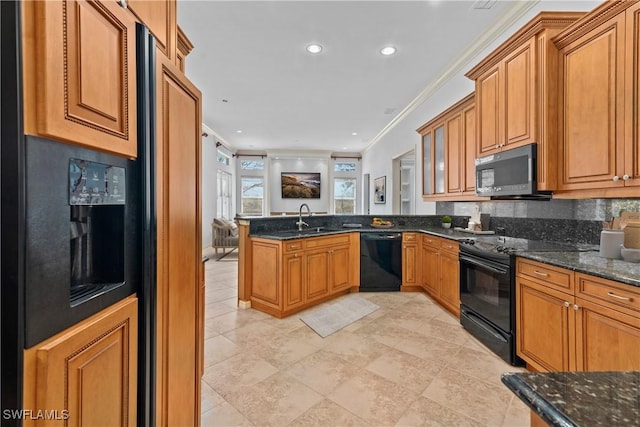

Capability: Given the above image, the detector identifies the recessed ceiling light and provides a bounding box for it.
[343,147,348,150]
[236,130,243,134]
[351,132,358,136]
[306,44,323,54]
[380,46,397,56]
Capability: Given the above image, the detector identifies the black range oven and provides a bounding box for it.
[459,241,520,365]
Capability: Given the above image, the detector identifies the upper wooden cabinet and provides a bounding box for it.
[553,1,640,196]
[466,12,585,191]
[22,0,138,158]
[126,0,176,60]
[418,94,479,200]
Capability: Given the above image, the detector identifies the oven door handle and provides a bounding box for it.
[459,255,508,275]
[463,310,508,343]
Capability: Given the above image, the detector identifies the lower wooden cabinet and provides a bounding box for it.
[23,297,138,427]
[420,235,460,316]
[250,233,360,317]
[401,233,420,290]
[516,258,640,372]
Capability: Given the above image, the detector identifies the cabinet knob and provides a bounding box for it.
[564,301,570,308]
[613,175,620,182]
[495,144,500,149]
[573,304,580,311]
[117,0,128,8]
[623,174,630,181]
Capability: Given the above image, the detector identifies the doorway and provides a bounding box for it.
[393,150,415,214]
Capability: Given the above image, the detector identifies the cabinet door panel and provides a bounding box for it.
[463,104,477,193]
[504,39,536,146]
[306,251,329,300]
[422,132,433,196]
[24,298,137,427]
[402,244,418,286]
[446,115,462,194]
[421,245,440,295]
[559,17,625,189]
[127,0,176,59]
[517,279,574,372]
[284,254,304,309]
[477,66,502,155]
[575,299,640,371]
[439,253,460,316]
[26,0,137,157]
[330,246,350,292]
[156,54,202,426]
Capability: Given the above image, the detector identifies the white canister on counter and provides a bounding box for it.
[599,230,625,259]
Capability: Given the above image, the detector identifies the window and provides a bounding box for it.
[217,150,230,166]
[334,162,357,172]
[240,160,264,170]
[334,178,356,214]
[217,170,232,219]
[241,177,264,215]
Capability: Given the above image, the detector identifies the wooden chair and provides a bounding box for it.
[211,218,239,260]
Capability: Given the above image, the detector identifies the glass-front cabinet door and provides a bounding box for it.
[422,132,432,195]
[434,124,445,194]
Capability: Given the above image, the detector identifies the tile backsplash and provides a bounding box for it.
[437,199,640,245]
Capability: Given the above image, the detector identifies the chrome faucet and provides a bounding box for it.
[296,203,311,231]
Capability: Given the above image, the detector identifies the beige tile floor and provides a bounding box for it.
[201,251,530,427]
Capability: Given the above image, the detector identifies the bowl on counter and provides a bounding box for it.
[621,245,640,263]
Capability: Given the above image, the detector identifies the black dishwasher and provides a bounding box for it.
[360,233,402,291]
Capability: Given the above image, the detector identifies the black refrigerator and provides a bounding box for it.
[1,4,157,425]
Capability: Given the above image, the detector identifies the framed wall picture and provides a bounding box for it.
[281,172,321,198]
[374,176,386,204]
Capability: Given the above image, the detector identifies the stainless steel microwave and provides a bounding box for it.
[475,143,550,199]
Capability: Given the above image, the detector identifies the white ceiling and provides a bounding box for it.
[176,1,592,154]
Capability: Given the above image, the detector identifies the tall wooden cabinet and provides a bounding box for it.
[23,297,138,427]
[466,12,585,191]
[418,94,478,200]
[516,258,640,372]
[155,51,203,426]
[22,0,138,158]
[553,1,640,196]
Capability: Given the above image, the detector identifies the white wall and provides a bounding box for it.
[270,158,329,213]
[362,0,601,216]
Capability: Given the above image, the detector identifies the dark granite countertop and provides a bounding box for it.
[502,371,640,427]
[250,226,478,241]
[517,251,640,288]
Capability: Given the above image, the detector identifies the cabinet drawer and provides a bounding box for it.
[284,240,305,253]
[439,240,459,254]
[516,259,573,293]
[305,234,351,249]
[576,273,640,315]
[403,233,418,242]
[422,235,439,247]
